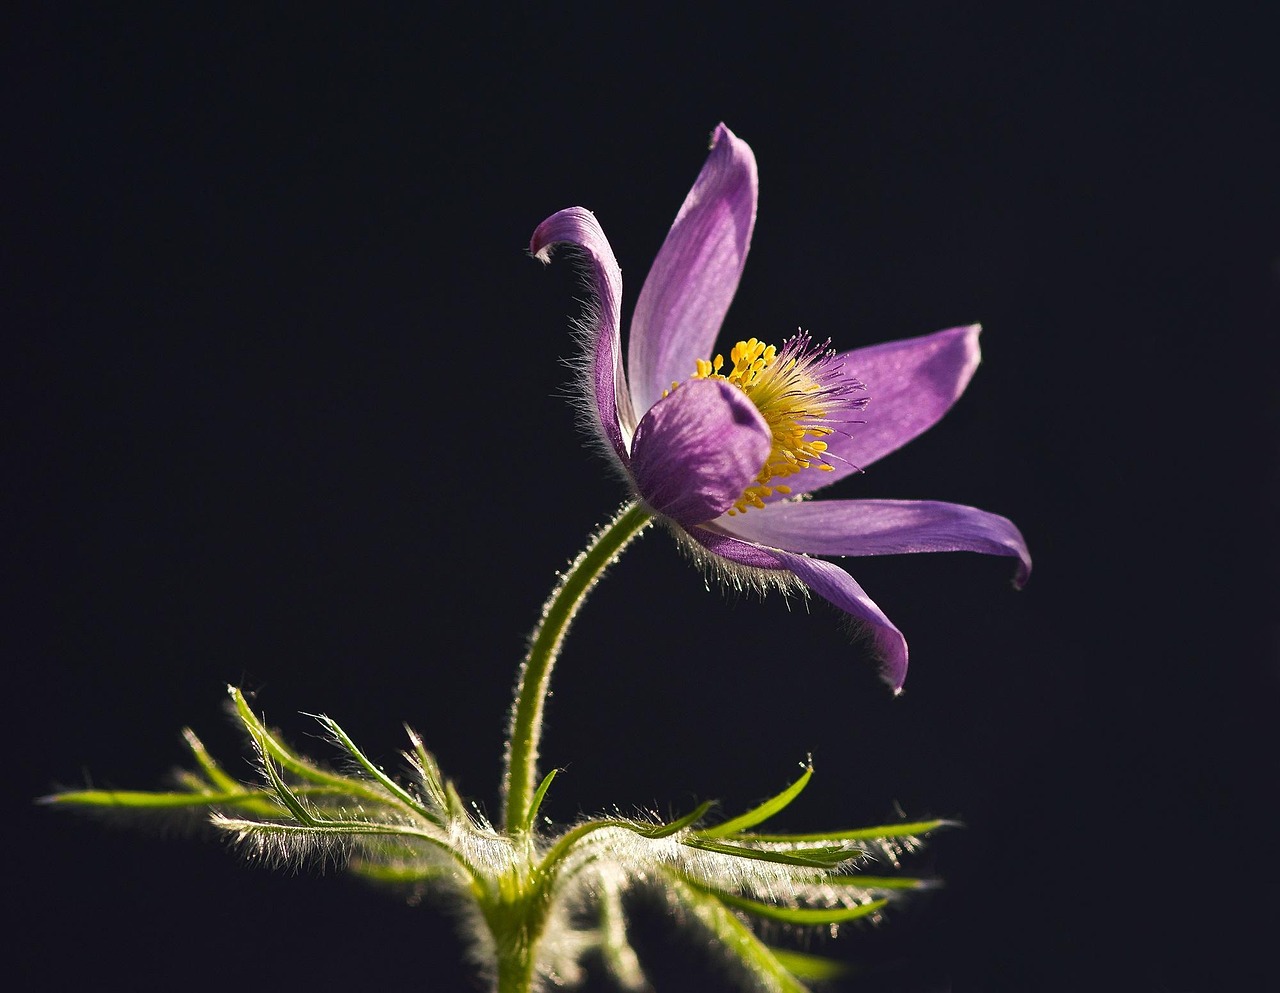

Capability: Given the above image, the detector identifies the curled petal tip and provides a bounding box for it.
[877,638,910,696]
[526,205,631,462]
[941,322,983,363]
[529,219,553,258]
[967,322,983,357]
[529,206,597,262]
[957,324,984,373]
[709,122,751,162]
[529,229,554,262]
[1005,524,1033,589]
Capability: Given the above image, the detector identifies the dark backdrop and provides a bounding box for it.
[8,6,1276,992]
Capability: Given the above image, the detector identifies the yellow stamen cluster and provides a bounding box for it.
[691,336,838,515]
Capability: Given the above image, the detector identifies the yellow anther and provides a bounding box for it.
[682,334,849,517]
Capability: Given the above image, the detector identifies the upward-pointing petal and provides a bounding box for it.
[629,123,758,416]
[531,207,635,465]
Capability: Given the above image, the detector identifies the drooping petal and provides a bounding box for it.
[629,379,772,527]
[628,123,759,416]
[688,527,910,692]
[719,498,1032,588]
[781,552,910,693]
[775,324,983,496]
[531,207,636,465]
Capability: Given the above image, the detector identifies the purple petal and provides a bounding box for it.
[629,378,771,527]
[531,207,636,465]
[628,123,758,416]
[781,552,910,693]
[688,521,789,570]
[719,498,1032,588]
[777,324,983,496]
[688,527,909,692]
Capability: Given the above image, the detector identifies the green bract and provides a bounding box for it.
[49,685,945,993]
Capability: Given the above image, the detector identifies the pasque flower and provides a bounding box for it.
[50,122,1027,993]
[531,123,1030,692]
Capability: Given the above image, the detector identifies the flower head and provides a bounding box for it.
[531,123,1030,692]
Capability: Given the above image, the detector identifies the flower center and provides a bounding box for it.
[687,332,866,515]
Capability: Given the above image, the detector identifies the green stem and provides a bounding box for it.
[501,501,652,831]
[494,934,537,993]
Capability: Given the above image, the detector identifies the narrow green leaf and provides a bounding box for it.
[734,818,956,843]
[228,687,407,810]
[538,817,638,878]
[180,727,241,793]
[683,837,857,869]
[309,712,443,826]
[523,768,558,832]
[598,871,648,990]
[826,874,931,891]
[537,818,665,880]
[768,948,854,981]
[664,874,811,993]
[44,784,356,819]
[700,764,812,839]
[444,780,471,822]
[713,890,889,926]
[203,792,291,818]
[404,726,449,812]
[172,770,215,793]
[214,815,452,844]
[347,860,449,885]
[640,800,714,838]
[256,747,317,826]
[43,789,258,810]
[538,809,718,889]
[229,687,346,787]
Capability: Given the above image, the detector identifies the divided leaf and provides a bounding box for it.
[700,763,813,839]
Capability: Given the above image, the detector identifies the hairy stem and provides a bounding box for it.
[501,501,653,831]
[494,929,538,993]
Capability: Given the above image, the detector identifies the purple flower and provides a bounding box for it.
[530,123,1030,693]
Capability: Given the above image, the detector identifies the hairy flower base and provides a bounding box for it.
[48,687,948,993]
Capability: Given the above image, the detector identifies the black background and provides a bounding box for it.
[8,6,1277,992]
